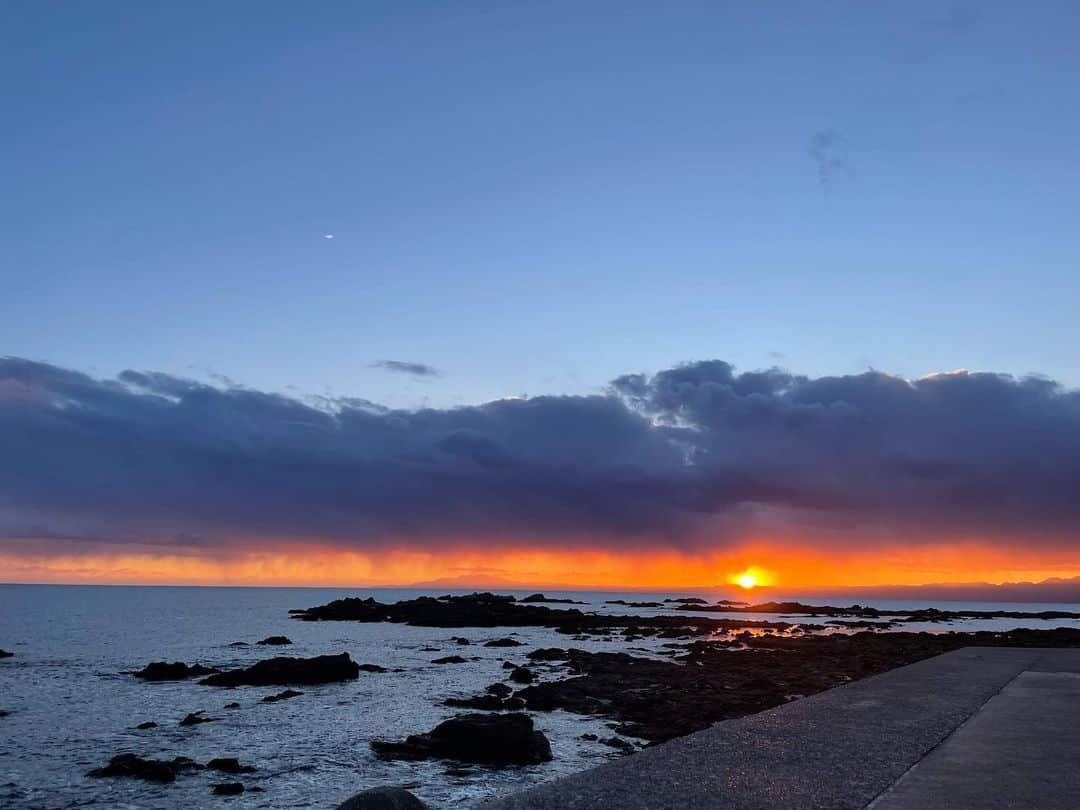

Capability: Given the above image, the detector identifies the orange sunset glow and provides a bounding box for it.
[2,540,1078,592]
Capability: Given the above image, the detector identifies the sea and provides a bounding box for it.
[2,584,1079,809]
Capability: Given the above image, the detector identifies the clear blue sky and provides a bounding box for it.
[4,1,1079,409]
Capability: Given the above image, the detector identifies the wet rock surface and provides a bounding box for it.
[212,782,244,795]
[514,627,1080,743]
[508,667,535,684]
[0,649,13,658]
[207,758,256,774]
[180,711,216,726]
[87,754,204,783]
[483,638,525,648]
[371,713,553,766]
[337,786,430,809]
[261,689,303,703]
[432,655,467,664]
[256,636,293,646]
[129,661,219,681]
[199,653,360,686]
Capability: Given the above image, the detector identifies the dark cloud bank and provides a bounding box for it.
[1,357,1079,554]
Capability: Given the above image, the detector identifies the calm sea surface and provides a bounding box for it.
[2,584,1079,808]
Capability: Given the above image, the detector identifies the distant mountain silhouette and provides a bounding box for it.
[781,576,1080,603]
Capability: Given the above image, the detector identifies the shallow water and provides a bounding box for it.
[1,585,1078,808]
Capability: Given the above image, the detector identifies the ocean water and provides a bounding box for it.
[1,585,1079,809]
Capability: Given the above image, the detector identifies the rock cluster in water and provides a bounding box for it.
[129,661,219,681]
[199,652,361,686]
[256,635,293,645]
[87,754,257,783]
[372,713,553,766]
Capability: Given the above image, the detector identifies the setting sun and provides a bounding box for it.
[736,572,758,589]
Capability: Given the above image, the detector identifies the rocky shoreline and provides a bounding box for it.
[81,592,1080,807]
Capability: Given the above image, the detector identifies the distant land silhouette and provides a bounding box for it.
[405,575,1080,603]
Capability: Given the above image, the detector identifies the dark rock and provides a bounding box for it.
[663,598,708,605]
[289,593,824,644]
[520,593,585,604]
[180,711,215,726]
[600,736,636,753]
[135,721,157,730]
[130,661,219,681]
[604,600,663,608]
[515,629,1080,743]
[256,636,293,646]
[291,592,567,628]
[88,754,204,783]
[372,713,552,766]
[451,637,471,645]
[527,648,570,662]
[483,638,525,648]
[207,758,256,774]
[0,710,10,718]
[0,650,13,658]
[504,697,526,710]
[445,694,507,710]
[501,661,518,670]
[432,655,467,665]
[224,702,241,709]
[486,683,513,698]
[262,689,303,703]
[337,786,430,809]
[358,663,388,672]
[199,653,360,686]
[212,782,244,795]
[579,733,598,741]
[228,642,249,647]
[509,667,535,684]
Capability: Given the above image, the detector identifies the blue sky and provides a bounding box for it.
[4,1,1080,409]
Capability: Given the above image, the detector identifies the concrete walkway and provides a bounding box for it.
[482,647,1080,810]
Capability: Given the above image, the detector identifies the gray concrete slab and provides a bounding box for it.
[871,667,1080,809]
[480,648,1080,810]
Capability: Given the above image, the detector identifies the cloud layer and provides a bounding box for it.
[2,357,1079,555]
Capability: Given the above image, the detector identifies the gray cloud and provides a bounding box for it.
[1,357,1079,554]
[373,360,441,377]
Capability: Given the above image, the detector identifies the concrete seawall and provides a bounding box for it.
[481,647,1080,809]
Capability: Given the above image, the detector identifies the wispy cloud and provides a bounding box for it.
[808,130,853,190]
[373,360,441,378]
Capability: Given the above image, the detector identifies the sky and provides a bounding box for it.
[3,2,1080,588]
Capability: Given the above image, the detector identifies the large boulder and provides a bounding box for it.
[372,713,552,766]
[130,661,219,681]
[337,787,429,810]
[0,649,13,658]
[199,653,360,686]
